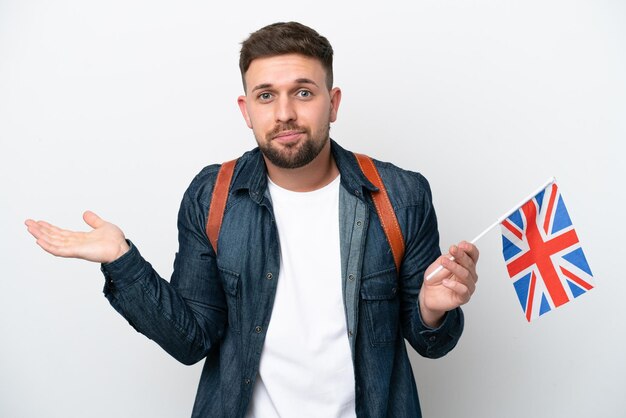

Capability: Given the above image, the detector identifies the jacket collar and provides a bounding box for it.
[330,139,378,195]
[229,139,378,203]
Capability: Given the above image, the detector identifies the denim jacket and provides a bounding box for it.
[101,140,464,418]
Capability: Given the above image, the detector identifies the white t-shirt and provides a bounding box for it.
[245,175,356,418]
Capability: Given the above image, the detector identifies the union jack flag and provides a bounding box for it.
[501,182,594,322]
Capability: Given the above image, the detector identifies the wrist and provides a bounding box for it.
[113,239,130,262]
[419,293,446,328]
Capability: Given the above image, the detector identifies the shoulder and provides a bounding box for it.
[183,164,221,211]
[183,148,259,208]
[368,157,434,210]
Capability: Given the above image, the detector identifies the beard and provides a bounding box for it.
[257,122,330,169]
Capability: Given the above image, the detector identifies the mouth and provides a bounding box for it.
[272,130,305,145]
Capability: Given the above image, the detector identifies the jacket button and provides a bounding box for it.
[244,378,251,385]
[255,326,262,333]
[356,220,362,227]
[348,274,355,281]
[266,272,273,280]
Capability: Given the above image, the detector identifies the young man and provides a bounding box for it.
[25,22,479,418]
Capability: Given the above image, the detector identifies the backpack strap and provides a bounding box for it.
[205,158,237,254]
[206,154,406,273]
[353,153,406,274]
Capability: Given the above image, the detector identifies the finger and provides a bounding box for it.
[449,245,469,265]
[445,270,476,295]
[449,244,477,282]
[26,221,63,241]
[83,211,105,229]
[442,278,474,303]
[33,221,86,248]
[25,220,45,240]
[36,220,72,238]
[34,224,88,255]
[441,256,472,285]
[458,241,479,264]
[426,254,455,283]
[35,237,76,258]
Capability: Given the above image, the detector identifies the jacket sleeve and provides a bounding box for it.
[398,173,464,358]
[101,170,227,365]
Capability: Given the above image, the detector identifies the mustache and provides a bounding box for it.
[267,123,307,138]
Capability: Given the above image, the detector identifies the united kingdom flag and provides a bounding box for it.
[501,182,594,322]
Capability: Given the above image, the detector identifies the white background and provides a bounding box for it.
[1,1,624,417]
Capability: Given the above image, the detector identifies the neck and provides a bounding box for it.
[264,140,339,192]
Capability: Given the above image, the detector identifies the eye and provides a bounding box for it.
[258,92,273,101]
[297,90,312,98]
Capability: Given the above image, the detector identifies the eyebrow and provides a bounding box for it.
[251,78,319,93]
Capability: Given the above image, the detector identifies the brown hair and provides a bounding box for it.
[239,22,334,91]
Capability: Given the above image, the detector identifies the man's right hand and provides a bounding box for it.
[25,211,130,264]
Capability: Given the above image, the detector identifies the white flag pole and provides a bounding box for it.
[425,176,556,281]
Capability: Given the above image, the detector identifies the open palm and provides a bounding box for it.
[25,211,129,264]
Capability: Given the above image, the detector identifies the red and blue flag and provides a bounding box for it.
[500,182,594,322]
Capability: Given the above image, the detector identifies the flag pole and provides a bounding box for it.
[425,176,556,281]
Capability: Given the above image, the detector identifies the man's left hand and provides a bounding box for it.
[419,241,479,328]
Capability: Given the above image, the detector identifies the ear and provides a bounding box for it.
[237,95,253,129]
[329,87,342,123]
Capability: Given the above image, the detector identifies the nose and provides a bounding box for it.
[275,96,296,123]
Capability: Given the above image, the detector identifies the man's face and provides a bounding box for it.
[238,54,341,169]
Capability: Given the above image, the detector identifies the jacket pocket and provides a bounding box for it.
[219,268,241,334]
[360,268,399,347]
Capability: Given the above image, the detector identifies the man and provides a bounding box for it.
[25,21,478,418]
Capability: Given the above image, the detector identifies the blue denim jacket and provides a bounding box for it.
[101,140,463,418]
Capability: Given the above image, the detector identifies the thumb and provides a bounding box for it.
[83,210,105,229]
[425,254,453,284]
